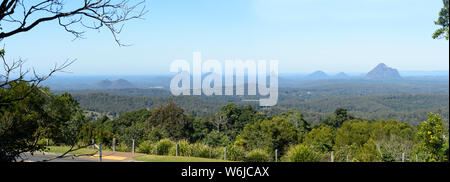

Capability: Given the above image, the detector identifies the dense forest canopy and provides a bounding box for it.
[55,84,449,126]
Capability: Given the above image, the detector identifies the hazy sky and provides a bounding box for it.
[3,0,449,75]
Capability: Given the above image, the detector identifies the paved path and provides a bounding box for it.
[18,151,144,162]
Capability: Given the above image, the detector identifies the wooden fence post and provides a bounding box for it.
[331,151,334,162]
[275,149,278,162]
[112,138,116,152]
[224,147,227,161]
[99,143,102,162]
[176,143,179,156]
[132,139,135,154]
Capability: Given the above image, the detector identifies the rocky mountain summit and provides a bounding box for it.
[365,63,401,80]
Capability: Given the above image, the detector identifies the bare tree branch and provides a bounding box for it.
[0,0,147,46]
[0,52,75,105]
[211,113,228,132]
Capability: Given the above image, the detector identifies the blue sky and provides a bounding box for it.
[2,0,449,75]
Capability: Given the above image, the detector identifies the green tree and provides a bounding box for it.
[45,93,85,146]
[432,0,449,40]
[280,110,311,133]
[370,120,416,162]
[333,120,372,161]
[0,82,84,161]
[147,101,194,141]
[354,139,380,162]
[191,117,214,142]
[203,130,230,147]
[215,104,263,140]
[321,108,354,128]
[303,126,335,152]
[102,109,150,145]
[236,116,301,155]
[0,82,49,161]
[0,1,146,162]
[414,113,447,162]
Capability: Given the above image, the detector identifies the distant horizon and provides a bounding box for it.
[47,69,450,78]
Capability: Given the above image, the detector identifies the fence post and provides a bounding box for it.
[415,154,418,162]
[176,143,179,156]
[99,143,102,162]
[331,151,334,162]
[402,153,405,162]
[209,148,212,158]
[112,138,116,152]
[46,139,49,146]
[224,147,227,161]
[92,139,95,149]
[132,139,135,154]
[346,155,349,162]
[275,149,278,162]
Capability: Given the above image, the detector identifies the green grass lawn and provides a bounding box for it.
[133,155,230,162]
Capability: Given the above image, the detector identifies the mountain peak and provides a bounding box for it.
[93,79,134,89]
[308,70,328,79]
[335,72,348,78]
[375,63,388,68]
[365,63,401,80]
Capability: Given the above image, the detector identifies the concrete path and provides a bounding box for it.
[18,151,144,162]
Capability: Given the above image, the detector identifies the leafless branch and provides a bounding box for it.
[0,52,75,105]
[211,113,228,132]
[0,0,147,46]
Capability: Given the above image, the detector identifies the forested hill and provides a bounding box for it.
[52,78,449,126]
[63,91,447,126]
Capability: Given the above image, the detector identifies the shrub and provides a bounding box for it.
[156,139,175,155]
[116,142,130,152]
[244,149,270,162]
[211,146,225,159]
[137,140,155,154]
[227,145,246,161]
[169,140,192,156]
[191,143,211,158]
[283,144,322,162]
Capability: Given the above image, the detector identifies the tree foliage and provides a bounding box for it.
[146,101,194,141]
[0,82,83,161]
[414,113,447,161]
[432,0,449,40]
[235,116,301,155]
[321,108,354,128]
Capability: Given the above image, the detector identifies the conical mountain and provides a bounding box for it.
[365,63,401,80]
[307,70,328,79]
[335,72,349,78]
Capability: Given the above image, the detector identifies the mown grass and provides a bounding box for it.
[133,155,230,162]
